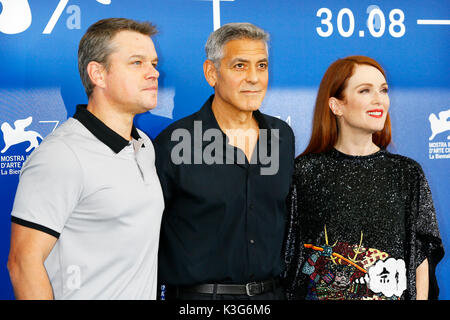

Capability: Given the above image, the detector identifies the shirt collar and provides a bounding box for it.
[73,104,142,154]
[198,95,273,146]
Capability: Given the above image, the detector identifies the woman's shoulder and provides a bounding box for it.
[383,151,425,175]
[294,149,426,178]
[292,152,332,180]
[294,152,327,168]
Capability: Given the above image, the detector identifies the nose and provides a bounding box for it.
[245,66,258,84]
[371,90,382,105]
[145,64,159,80]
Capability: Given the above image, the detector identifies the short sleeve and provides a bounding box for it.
[11,139,83,238]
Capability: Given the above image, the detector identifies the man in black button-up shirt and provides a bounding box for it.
[154,23,295,300]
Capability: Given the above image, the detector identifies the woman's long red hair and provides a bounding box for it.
[301,56,391,156]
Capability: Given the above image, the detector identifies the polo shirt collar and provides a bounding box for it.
[73,104,142,154]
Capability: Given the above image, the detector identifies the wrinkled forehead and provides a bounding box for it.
[221,38,269,60]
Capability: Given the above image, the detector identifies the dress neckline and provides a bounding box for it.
[330,147,386,160]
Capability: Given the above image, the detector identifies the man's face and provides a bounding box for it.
[102,30,159,114]
[211,38,268,112]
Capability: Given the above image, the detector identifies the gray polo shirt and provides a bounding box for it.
[11,105,164,300]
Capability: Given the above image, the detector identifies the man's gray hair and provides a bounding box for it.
[205,22,269,67]
[78,18,157,98]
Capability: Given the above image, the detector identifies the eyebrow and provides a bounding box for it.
[229,57,268,65]
[354,82,388,89]
[129,54,158,63]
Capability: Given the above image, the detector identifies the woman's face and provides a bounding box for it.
[334,64,390,135]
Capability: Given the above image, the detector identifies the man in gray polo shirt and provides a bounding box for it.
[7,18,164,300]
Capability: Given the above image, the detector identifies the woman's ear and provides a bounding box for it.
[328,97,343,116]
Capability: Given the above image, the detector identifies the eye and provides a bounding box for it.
[258,62,268,70]
[132,60,142,66]
[381,87,389,94]
[359,88,369,94]
[234,63,245,70]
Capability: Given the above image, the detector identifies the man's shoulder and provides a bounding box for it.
[154,110,202,146]
[20,119,85,177]
[28,117,99,163]
[259,112,294,148]
[259,111,293,134]
[34,118,79,152]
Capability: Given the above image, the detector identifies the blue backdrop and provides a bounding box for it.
[0,0,448,300]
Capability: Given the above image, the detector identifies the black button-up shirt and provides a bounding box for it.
[154,95,295,286]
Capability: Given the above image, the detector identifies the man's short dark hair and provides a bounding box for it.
[78,18,157,97]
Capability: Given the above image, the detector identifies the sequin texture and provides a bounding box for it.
[283,148,444,300]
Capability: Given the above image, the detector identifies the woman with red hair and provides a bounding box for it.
[283,56,444,300]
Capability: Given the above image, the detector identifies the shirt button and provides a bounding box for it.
[250,239,255,244]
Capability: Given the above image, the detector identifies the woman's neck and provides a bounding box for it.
[334,132,380,156]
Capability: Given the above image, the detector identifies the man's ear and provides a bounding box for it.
[328,97,344,116]
[86,61,107,90]
[203,60,218,88]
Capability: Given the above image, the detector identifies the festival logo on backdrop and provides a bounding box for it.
[0,0,111,35]
[428,108,450,160]
[1,117,42,154]
[0,0,32,34]
[0,87,65,177]
[0,116,60,176]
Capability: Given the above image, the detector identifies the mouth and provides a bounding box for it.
[367,109,384,118]
[240,90,262,96]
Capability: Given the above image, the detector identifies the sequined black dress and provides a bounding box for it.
[283,148,444,300]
